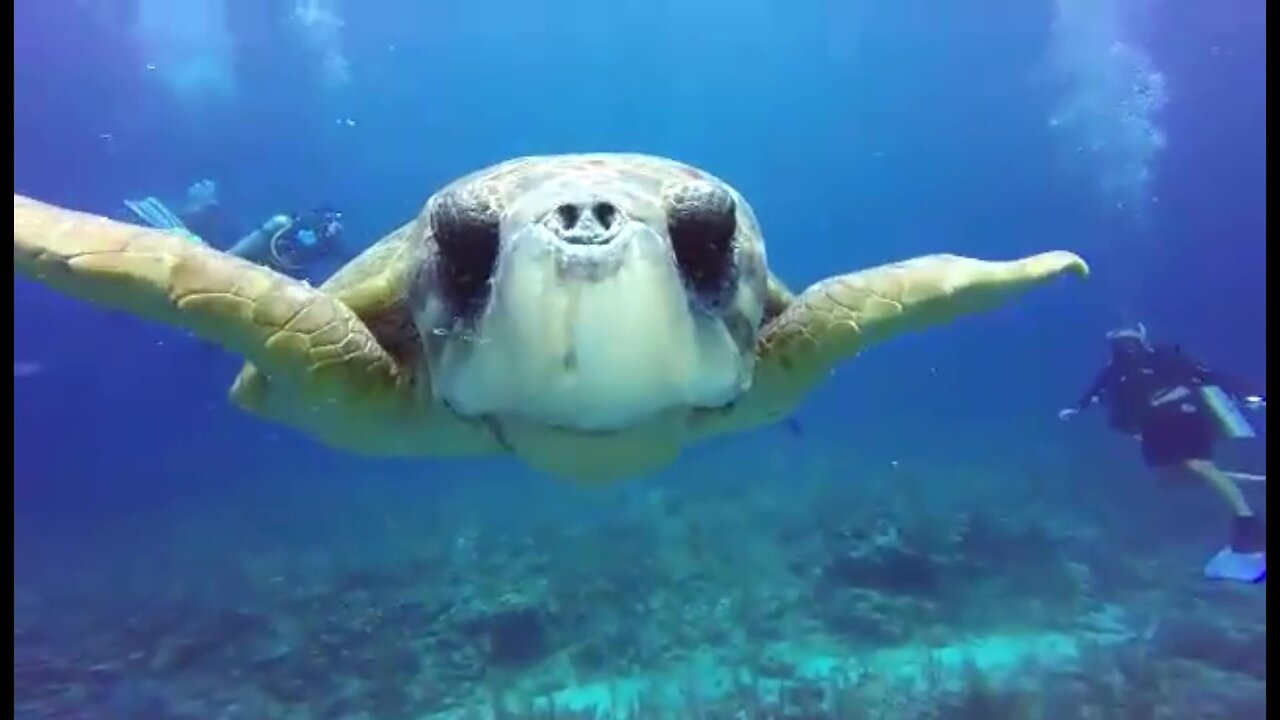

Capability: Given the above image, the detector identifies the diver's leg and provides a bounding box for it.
[1186,459,1264,548]
[1186,459,1254,517]
[1184,458,1267,582]
[1143,410,1265,582]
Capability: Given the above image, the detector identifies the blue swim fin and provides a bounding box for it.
[1203,547,1266,584]
[123,197,205,244]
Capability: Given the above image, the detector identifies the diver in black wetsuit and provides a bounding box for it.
[228,205,348,278]
[124,183,349,281]
[1058,323,1267,583]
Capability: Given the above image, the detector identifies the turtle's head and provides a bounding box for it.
[411,158,768,434]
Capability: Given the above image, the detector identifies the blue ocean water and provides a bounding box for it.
[13,0,1266,718]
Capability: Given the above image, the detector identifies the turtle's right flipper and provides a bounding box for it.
[15,194,405,403]
[745,251,1089,421]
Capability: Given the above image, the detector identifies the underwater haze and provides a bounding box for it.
[14,0,1266,718]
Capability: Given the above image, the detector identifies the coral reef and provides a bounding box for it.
[12,458,1267,720]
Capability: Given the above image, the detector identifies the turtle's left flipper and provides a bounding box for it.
[732,251,1089,426]
[14,194,407,404]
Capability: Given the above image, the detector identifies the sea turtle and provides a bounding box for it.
[13,153,1088,482]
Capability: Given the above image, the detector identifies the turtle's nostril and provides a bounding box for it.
[556,204,581,231]
[592,202,617,231]
[551,201,621,245]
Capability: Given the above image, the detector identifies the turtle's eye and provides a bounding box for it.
[430,189,501,315]
[665,181,737,299]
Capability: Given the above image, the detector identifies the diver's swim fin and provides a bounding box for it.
[123,197,205,244]
[124,196,182,229]
[1203,547,1266,584]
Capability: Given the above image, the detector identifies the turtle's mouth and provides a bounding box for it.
[555,228,621,248]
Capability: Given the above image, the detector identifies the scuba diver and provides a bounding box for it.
[225,205,347,278]
[1058,323,1267,584]
[124,182,348,281]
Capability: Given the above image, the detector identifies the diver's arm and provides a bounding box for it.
[1058,363,1114,420]
[1074,363,1116,411]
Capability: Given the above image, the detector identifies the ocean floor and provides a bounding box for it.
[13,442,1268,719]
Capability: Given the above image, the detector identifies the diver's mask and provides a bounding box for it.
[1106,322,1150,359]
